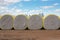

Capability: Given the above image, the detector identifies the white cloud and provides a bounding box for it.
[0,6,24,15]
[54,9,60,13]
[28,9,42,15]
[0,0,31,6]
[23,0,31,1]
[41,6,54,9]
[53,3,59,6]
[0,6,8,13]
[4,0,20,3]
[43,9,60,16]
[41,0,49,1]
[0,0,21,6]
[41,0,54,2]
[0,6,43,16]
[40,3,59,9]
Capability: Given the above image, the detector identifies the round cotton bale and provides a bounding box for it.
[0,16,1,29]
[1,15,13,29]
[28,15,42,29]
[59,16,60,29]
[44,15,60,29]
[14,15,28,29]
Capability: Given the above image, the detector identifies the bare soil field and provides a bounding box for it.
[0,30,60,40]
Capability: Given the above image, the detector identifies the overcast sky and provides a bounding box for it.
[0,0,60,16]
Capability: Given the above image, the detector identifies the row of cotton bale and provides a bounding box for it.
[0,15,60,30]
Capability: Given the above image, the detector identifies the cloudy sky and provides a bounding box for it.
[0,0,60,16]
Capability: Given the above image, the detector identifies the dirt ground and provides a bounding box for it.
[0,30,60,40]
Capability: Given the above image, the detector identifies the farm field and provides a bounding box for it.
[0,30,60,40]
